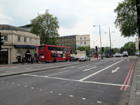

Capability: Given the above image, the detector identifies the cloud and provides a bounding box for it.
[0,0,136,48]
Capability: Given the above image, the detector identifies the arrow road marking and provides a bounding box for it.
[112,67,120,73]
[83,66,97,72]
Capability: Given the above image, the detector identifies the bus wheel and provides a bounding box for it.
[53,59,56,62]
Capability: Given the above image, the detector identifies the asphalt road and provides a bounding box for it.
[0,56,136,105]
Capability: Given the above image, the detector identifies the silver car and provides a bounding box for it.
[79,56,90,62]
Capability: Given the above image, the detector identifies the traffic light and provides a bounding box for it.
[95,46,98,52]
[136,0,140,37]
[101,47,104,53]
[0,32,4,50]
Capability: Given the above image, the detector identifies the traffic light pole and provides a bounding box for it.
[0,32,4,50]
[136,0,140,52]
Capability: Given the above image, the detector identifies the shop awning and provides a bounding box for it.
[14,45,38,49]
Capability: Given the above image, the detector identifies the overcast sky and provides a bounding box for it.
[0,0,137,48]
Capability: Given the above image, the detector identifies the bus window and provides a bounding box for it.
[39,46,45,49]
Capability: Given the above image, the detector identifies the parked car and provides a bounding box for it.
[70,56,78,61]
[115,53,122,57]
[122,51,128,57]
[79,56,90,62]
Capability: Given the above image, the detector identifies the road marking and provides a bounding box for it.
[83,66,97,72]
[58,93,62,96]
[137,75,140,76]
[69,95,74,97]
[79,59,123,81]
[112,67,120,73]
[127,60,130,61]
[50,91,53,93]
[61,66,75,70]
[82,98,86,100]
[23,73,128,87]
[97,101,102,104]
[45,70,70,77]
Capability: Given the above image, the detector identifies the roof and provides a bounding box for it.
[0,24,29,32]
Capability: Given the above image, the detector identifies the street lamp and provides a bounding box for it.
[93,25,103,59]
[93,25,102,48]
[105,27,115,55]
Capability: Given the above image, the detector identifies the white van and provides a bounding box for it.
[122,51,128,57]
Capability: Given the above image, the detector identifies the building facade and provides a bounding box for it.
[58,34,90,53]
[0,25,40,64]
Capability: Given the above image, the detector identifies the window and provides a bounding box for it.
[3,35,8,41]
[17,36,20,42]
[34,39,37,44]
[24,37,26,43]
[80,41,82,44]
[80,37,82,40]
[39,46,45,49]
[84,41,86,44]
[84,37,86,39]
[30,38,32,43]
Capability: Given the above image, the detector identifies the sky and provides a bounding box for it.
[0,0,137,48]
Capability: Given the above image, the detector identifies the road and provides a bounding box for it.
[0,56,136,105]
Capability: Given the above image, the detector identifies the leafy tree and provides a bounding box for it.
[112,48,120,54]
[114,0,138,37]
[31,10,59,45]
[120,41,136,55]
[77,46,90,56]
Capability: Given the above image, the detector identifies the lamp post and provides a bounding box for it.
[105,27,115,56]
[93,25,103,59]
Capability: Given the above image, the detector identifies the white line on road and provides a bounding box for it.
[79,59,123,81]
[61,66,75,70]
[45,70,70,77]
[83,66,97,72]
[112,67,120,73]
[23,73,128,87]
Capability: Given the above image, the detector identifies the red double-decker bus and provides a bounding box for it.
[38,45,70,62]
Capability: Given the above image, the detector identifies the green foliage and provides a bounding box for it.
[114,0,138,37]
[120,41,136,55]
[31,10,59,45]
[77,46,90,56]
[112,48,120,54]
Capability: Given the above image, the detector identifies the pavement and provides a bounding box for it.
[0,57,100,77]
[0,56,139,105]
[128,56,140,105]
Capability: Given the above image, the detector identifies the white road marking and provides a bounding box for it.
[97,101,102,104]
[24,86,28,88]
[23,73,128,87]
[69,95,74,97]
[45,70,70,77]
[12,82,15,85]
[31,87,34,89]
[50,91,53,93]
[82,98,86,100]
[79,59,123,81]
[39,89,43,91]
[83,66,97,72]
[58,93,62,96]
[112,67,120,73]
[137,75,140,76]
[61,66,75,70]
[127,60,130,61]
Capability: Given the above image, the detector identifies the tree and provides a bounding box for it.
[77,46,90,56]
[31,10,59,45]
[114,0,138,37]
[120,41,136,55]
